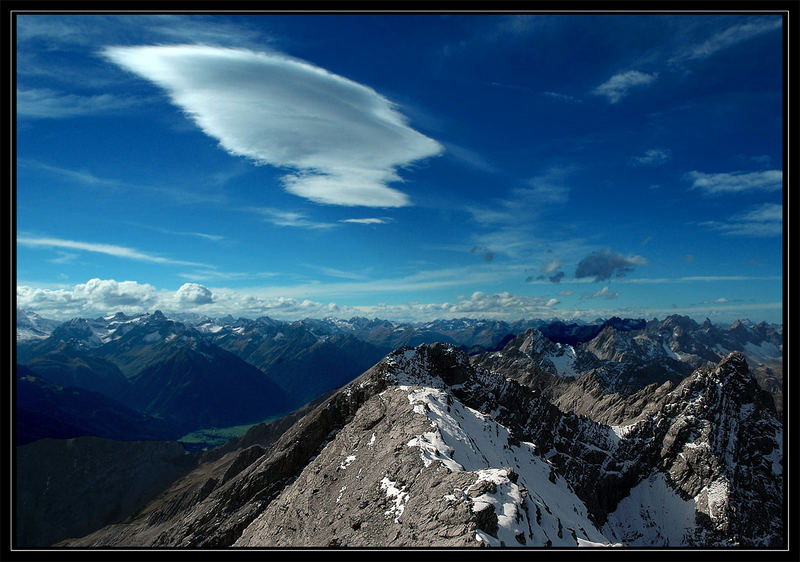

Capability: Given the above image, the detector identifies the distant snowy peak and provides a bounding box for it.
[16,309,61,341]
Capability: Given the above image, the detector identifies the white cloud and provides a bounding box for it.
[340,218,391,225]
[700,203,782,237]
[543,258,563,274]
[178,270,278,282]
[463,167,576,260]
[631,148,672,167]
[672,18,782,62]
[249,207,336,229]
[176,282,213,305]
[127,222,225,241]
[303,264,368,281]
[17,278,781,324]
[18,280,559,323]
[104,45,443,207]
[592,70,657,104]
[688,170,782,194]
[22,160,226,205]
[543,91,582,104]
[17,235,210,267]
[584,286,620,300]
[22,160,122,188]
[17,279,160,318]
[18,88,142,118]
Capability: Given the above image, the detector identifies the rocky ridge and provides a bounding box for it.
[60,343,783,548]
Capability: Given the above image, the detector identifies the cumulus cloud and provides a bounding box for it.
[104,45,442,207]
[687,170,782,194]
[631,148,671,167]
[700,202,782,237]
[426,291,559,317]
[18,281,561,322]
[176,282,213,305]
[17,279,161,318]
[574,249,648,281]
[592,70,657,104]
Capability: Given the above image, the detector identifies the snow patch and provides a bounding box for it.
[380,477,408,523]
[339,455,356,469]
[604,472,696,546]
[548,345,578,378]
[743,340,781,364]
[403,385,610,546]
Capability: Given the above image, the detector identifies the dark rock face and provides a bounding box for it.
[59,346,783,549]
[16,437,196,547]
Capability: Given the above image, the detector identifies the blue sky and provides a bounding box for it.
[16,13,784,323]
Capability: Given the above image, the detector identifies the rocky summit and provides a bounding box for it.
[59,343,783,548]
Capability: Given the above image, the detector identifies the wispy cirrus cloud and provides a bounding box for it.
[17,235,209,267]
[17,88,143,118]
[461,166,572,225]
[700,203,782,237]
[670,17,782,63]
[340,218,392,225]
[126,222,225,242]
[178,269,278,282]
[104,45,443,207]
[21,160,227,205]
[687,170,782,194]
[20,160,122,188]
[592,70,657,104]
[248,207,336,230]
[303,264,369,281]
[543,91,583,104]
[630,148,672,167]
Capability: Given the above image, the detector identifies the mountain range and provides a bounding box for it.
[14,309,785,548]
[53,344,783,548]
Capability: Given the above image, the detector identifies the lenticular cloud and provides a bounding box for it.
[104,45,443,207]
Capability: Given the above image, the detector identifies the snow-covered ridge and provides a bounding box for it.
[400,383,612,547]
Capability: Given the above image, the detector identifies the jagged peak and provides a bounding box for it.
[383,343,471,388]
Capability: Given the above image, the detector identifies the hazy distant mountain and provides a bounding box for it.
[17,312,291,435]
[196,317,390,407]
[16,309,61,342]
